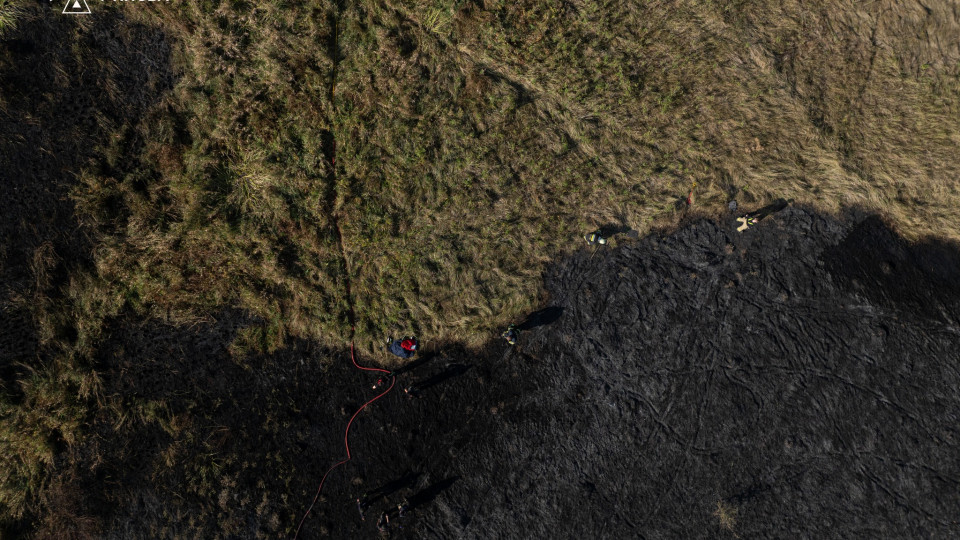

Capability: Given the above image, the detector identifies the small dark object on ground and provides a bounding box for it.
[372,373,394,390]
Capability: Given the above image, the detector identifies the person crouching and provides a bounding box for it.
[386,335,418,360]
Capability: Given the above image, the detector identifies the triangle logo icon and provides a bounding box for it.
[62,0,91,15]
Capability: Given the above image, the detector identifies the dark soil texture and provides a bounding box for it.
[73,207,960,539]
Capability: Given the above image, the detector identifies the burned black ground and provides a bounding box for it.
[68,207,960,538]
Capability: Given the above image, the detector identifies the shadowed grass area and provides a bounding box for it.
[71,1,347,345]
[2,0,960,533]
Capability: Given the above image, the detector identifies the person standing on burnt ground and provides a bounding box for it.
[396,498,409,519]
[356,472,421,520]
[500,306,564,348]
[379,498,409,532]
[501,323,518,346]
[372,498,410,534]
[736,198,793,232]
[356,495,370,521]
[402,382,422,398]
[376,511,391,533]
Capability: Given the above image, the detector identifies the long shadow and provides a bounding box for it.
[741,198,792,222]
[517,306,565,331]
[0,9,176,510]
[0,8,175,293]
[407,476,460,512]
[407,363,472,395]
[596,224,636,238]
[393,352,437,377]
[822,214,960,324]
[363,471,421,504]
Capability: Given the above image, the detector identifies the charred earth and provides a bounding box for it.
[65,207,960,539]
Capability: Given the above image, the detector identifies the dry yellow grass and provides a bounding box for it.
[59,0,960,352]
[328,0,960,348]
[713,499,739,535]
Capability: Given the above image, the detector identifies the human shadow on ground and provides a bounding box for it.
[404,364,472,396]
[596,224,638,238]
[587,224,639,242]
[407,477,460,512]
[393,352,437,377]
[518,306,565,331]
[741,198,792,221]
[364,471,422,505]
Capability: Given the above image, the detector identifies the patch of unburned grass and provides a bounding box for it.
[713,499,739,536]
[0,361,94,521]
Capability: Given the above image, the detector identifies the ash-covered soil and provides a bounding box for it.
[79,208,960,539]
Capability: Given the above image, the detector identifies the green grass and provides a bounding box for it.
[3,0,960,532]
